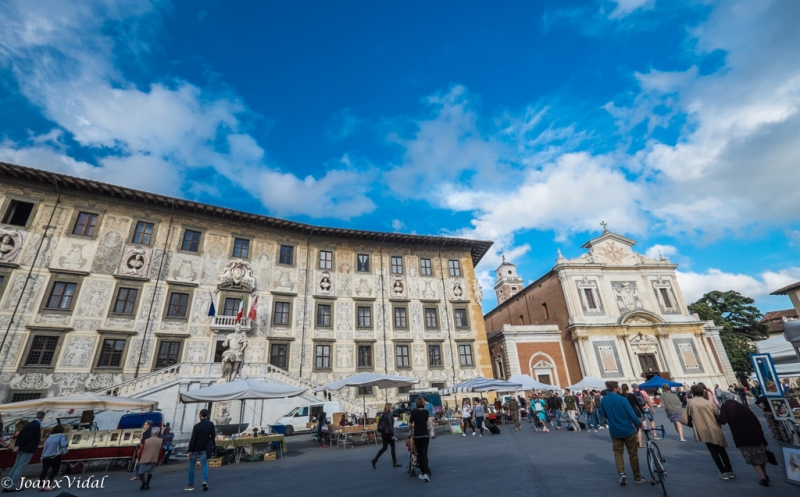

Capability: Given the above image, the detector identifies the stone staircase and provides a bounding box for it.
[92,362,362,413]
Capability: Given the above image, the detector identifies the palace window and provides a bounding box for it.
[166,292,189,318]
[316,304,332,327]
[428,344,442,367]
[279,245,294,265]
[357,306,372,328]
[2,200,35,227]
[181,230,201,252]
[112,288,138,315]
[458,344,474,366]
[155,341,181,369]
[420,258,432,276]
[270,344,289,369]
[25,336,59,367]
[395,345,410,368]
[132,221,154,245]
[394,307,408,328]
[424,307,438,329]
[97,339,126,368]
[232,238,250,258]
[319,250,332,269]
[448,260,461,277]
[72,212,98,237]
[454,308,469,328]
[315,344,331,369]
[391,256,403,274]
[273,302,291,325]
[357,254,370,272]
[45,282,77,310]
[357,345,373,369]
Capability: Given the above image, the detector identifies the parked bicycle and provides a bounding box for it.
[643,426,667,495]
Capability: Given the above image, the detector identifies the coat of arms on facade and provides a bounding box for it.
[318,271,333,295]
[355,278,372,297]
[612,281,643,312]
[598,241,625,263]
[0,227,23,263]
[452,281,464,299]
[218,260,256,291]
[59,243,87,269]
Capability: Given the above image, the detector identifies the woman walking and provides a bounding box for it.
[660,385,686,442]
[685,385,735,480]
[621,384,645,447]
[137,427,163,490]
[408,398,431,482]
[39,425,68,490]
[473,399,485,437]
[461,400,475,436]
[717,391,771,486]
[372,403,402,469]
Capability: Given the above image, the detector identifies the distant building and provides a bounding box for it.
[0,161,493,431]
[484,228,736,388]
[760,309,798,336]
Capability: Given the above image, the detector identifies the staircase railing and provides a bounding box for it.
[90,361,363,412]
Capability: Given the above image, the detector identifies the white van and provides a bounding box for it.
[274,401,341,436]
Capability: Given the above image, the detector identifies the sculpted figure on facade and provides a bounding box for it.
[117,246,151,277]
[220,325,248,383]
[0,228,23,263]
[473,277,483,306]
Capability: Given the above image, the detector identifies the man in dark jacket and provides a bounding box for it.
[185,409,215,492]
[5,411,44,492]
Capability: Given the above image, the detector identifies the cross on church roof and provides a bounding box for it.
[600,221,609,233]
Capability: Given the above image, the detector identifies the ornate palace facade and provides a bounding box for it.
[484,229,736,388]
[0,162,492,428]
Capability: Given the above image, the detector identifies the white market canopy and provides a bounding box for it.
[507,374,560,391]
[439,376,523,395]
[753,335,800,378]
[565,376,607,391]
[0,393,158,416]
[314,372,419,392]
[180,379,307,403]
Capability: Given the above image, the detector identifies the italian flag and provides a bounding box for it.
[235,298,244,323]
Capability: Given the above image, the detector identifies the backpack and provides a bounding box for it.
[634,390,647,408]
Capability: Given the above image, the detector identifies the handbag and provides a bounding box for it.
[679,406,693,428]
[765,447,778,466]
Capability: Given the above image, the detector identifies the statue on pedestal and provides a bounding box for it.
[220,324,248,383]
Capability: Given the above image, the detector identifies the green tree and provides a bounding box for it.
[688,290,769,382]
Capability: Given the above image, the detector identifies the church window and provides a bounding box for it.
[541,303,549,320]
[659,288,673,309]
[584,288,597,309]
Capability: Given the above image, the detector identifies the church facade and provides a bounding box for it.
[484,230,736,389]
[0,162,493,427]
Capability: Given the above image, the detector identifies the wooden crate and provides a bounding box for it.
[263,452,277,461]
[207,457,223,468]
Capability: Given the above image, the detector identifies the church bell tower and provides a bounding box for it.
[494,255,523,304]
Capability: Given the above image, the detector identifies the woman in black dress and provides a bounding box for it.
[409,398,431,482]
[372,403,402,468]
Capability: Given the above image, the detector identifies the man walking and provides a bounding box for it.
[4,411,44,492]
[508,396,521,431]
[564,389,580,432]
[547,391,563,430]
[186,409,215,492]
[601,381,648,485]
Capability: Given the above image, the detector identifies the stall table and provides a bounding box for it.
[215,435,286,464]
[330,426,378,450]
[1,446,137,474]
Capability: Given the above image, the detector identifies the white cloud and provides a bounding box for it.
[0,0,375,219]
[391,219,405,231]
[676,267,800,304]
[607,0,656,20]
[644,244,678,260]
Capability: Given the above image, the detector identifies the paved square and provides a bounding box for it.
[10,407,795,497]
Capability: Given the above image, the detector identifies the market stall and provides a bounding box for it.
[315,373,418,448]
[507,374,560,391]
[439,377,523,428]
[179,378,306,463]
[0,393,158,473]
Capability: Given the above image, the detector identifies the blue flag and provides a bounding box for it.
[208,300,216,317]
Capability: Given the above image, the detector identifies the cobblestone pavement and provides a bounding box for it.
[4,407,796,496]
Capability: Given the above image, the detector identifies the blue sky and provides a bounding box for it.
[1,0,798,313]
